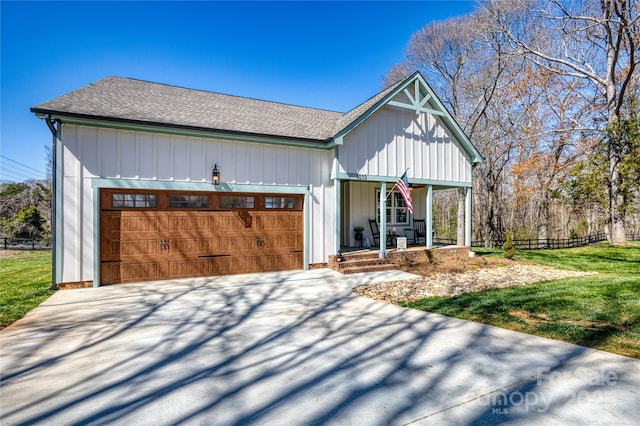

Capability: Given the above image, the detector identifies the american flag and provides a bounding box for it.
[395,170,413,214]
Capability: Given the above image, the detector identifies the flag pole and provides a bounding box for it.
[383,168,409,202]
[384,184,396,202]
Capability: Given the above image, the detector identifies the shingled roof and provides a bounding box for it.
[31,76,406,143]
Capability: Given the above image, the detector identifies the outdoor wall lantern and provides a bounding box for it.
[211,164,220,185]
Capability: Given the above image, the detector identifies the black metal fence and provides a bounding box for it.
[434,233,608,250]
[1,237,52,250]
[2,232,637,252]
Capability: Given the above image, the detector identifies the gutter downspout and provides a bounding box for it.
[44,115,58,290]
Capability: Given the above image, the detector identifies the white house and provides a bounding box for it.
[31,72,482,287]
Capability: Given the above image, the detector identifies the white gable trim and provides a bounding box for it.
[386,81,445,116]
[333,72,482,164]
[387,100,446,116]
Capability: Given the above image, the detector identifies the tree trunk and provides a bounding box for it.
[603,0,627,244]
[606,68,626,244]
[605,62,626,244]
[483,184,503,248]
[538,198,550,248]
[609,136,627,243]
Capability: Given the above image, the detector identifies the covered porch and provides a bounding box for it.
[334,179,472,258]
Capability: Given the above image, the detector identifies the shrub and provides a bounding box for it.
[503,230,516,259]
[10,206,45,238]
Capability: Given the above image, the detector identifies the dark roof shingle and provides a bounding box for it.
[32,76,360,141]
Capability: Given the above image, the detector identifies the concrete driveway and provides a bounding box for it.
[1,269,638,425]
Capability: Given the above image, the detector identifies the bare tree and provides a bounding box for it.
[384,1,637,245]
[509,65,595,240]
[385,12,526,246]
[482,0,639,243]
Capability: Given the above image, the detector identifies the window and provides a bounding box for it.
[220,196,254,209]
[169,195,209,208]
[375,190,410,225]
[112,193,156,208]
[265,197,296,209]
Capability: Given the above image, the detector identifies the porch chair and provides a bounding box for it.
[368,219,381,246]
[412,219,426,245]
[369,219,394,247]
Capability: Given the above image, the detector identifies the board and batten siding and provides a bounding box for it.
[338,104,472,184]
[59,124,334,284]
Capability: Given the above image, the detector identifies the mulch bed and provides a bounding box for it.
[354,253,596,303]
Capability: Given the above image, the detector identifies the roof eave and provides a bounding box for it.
[31,109,334,150]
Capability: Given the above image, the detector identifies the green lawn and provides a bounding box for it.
[403,242,640,358]
[0,250,54,328]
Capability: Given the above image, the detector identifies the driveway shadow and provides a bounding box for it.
[1,269,638,425]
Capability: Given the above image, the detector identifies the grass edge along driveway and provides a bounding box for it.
[0,250,54,329]
[402,243,640,359]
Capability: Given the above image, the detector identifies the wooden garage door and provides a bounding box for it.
[100,190,303,284]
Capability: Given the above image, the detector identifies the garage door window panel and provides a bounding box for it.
[220,196,254,209]
[111,193,157,208]
[265,197,296,209]
[169,195,209,208]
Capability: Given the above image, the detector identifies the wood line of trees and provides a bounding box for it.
[387,0,639,245]
[0,180,51,240]
[0,147,52,241]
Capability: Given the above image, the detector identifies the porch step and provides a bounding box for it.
[338,263,398,275]
[328,251,397,274]
[341,251,382,260]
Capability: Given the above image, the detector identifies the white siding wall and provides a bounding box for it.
[343,182,375,246]
[59,124,334,283]
[338,105,472,184]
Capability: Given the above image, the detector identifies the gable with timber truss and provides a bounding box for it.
[388,79,445,117]
[333,72,481,185]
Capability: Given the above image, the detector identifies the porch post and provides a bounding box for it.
[426,184,433,249]
[465,186,472,247]
[304,190,310,270]
[332,148,341,255]
[334,178,341,254]
[379,182,387,258]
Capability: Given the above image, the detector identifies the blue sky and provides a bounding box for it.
[1,0,475,182]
